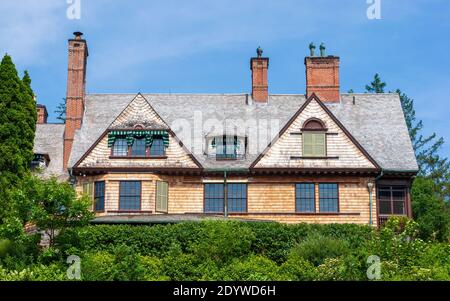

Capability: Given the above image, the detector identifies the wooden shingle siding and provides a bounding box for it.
[76,174,377,225]
[255,98,376,169]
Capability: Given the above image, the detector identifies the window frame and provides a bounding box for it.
[318,183,339,213]
[131,137,147,157]
[203,183,248,213]
[150,135,166,157]
[94,181,105,212]
[215,135,240,160]
[112,137,129,157]
[377,186,407,216]
[119,181,142,212]
[295,183,316,213]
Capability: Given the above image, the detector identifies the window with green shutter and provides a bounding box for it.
[303,132,326,157]
[156,181,169,213]
[82,181,94,202]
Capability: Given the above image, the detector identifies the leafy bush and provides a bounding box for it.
[218,255,281,281]
[289,234,350,266]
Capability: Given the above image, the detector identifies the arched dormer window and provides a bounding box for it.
[301,118,327,157]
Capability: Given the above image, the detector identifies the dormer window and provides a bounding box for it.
[113,137,128,156]
[150,136,165,156]
[302,118,327,157]
[31,153,50,170]
[108,130,169,158]
[209,135,246,160]
[131,137,146,156]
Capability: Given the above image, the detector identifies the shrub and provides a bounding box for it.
[289,234,350,266]
[190,221,255,265]
[279,256,316,281]
[218,255,281,281]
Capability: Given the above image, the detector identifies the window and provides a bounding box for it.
[302,118,326,157]
[319,183,339,212]
[94,181,105,212]
[204,183,247,213]
[119,181,141,211]
[228,184,247,213]
[131,138,146,156]
[204,184,224,213]
[156,181,169,213]
[378,187,407,215]
[113,138,128,156]
[215,136,238,159]
[150,136,165,156]
[296,183,315,212]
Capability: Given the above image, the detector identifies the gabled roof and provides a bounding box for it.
[250,94,380,169]
[67,93,419,172]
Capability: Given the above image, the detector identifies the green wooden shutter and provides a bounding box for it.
[313,133,326,156]
[303,133,326,157]
[83,182,94,201]
[303,133,314,156]
[156,181,168,213]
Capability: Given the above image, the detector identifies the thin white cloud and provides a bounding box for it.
[0,0,68,65]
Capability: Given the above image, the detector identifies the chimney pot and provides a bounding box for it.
[73,31,83,39]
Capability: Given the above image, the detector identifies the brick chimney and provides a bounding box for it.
[250,47,269,103]
[36,104,48,124]
[64,32,88,169]
[305,44,340,102]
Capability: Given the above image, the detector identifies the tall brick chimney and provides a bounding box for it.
[36,104,48,124]
[305,44,340,102]
[64,32,88,169]
[250,47,269,103]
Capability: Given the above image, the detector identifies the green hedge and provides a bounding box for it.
[1,219,448,281]
[56,221,375,264]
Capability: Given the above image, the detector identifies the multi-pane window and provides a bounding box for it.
[378,187,407,215]
[150,136,165,156]
[204,184,224,213]
[156,181,169,213]
[204,183,247,213]
[119,181,141,211]
[296,183,315,212]
[228,184,247,213]
[113,138,128,156]
[319,183,339,212]
[303,133,326,157]
[215,136,238,159]
[94,181,105,212]
[131,138,146,156]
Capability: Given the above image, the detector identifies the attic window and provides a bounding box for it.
[108,130,169,158]
[211,135,245,160]
[302,119,326,157]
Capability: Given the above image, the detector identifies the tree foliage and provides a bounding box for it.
[0,54,37,223]
[54,99,66,123]
[365,73,386,93]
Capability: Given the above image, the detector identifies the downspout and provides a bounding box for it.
[224,171,228,218]
[369,170,384,226]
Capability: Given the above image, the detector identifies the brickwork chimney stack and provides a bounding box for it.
[250,47,269,103]
[36,104,48,124]
[305,45,340,102]
[63,31,88,169]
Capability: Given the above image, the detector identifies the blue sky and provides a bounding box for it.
[1,0,449,159]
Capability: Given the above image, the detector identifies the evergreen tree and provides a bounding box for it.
[55,98,66,123]
[365,73,386,93]
[0,54,36,222]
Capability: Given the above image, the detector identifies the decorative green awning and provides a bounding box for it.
[108,130,170,148]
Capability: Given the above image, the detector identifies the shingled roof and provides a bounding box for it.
[33,123,66,179]
[67,93,418,172]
